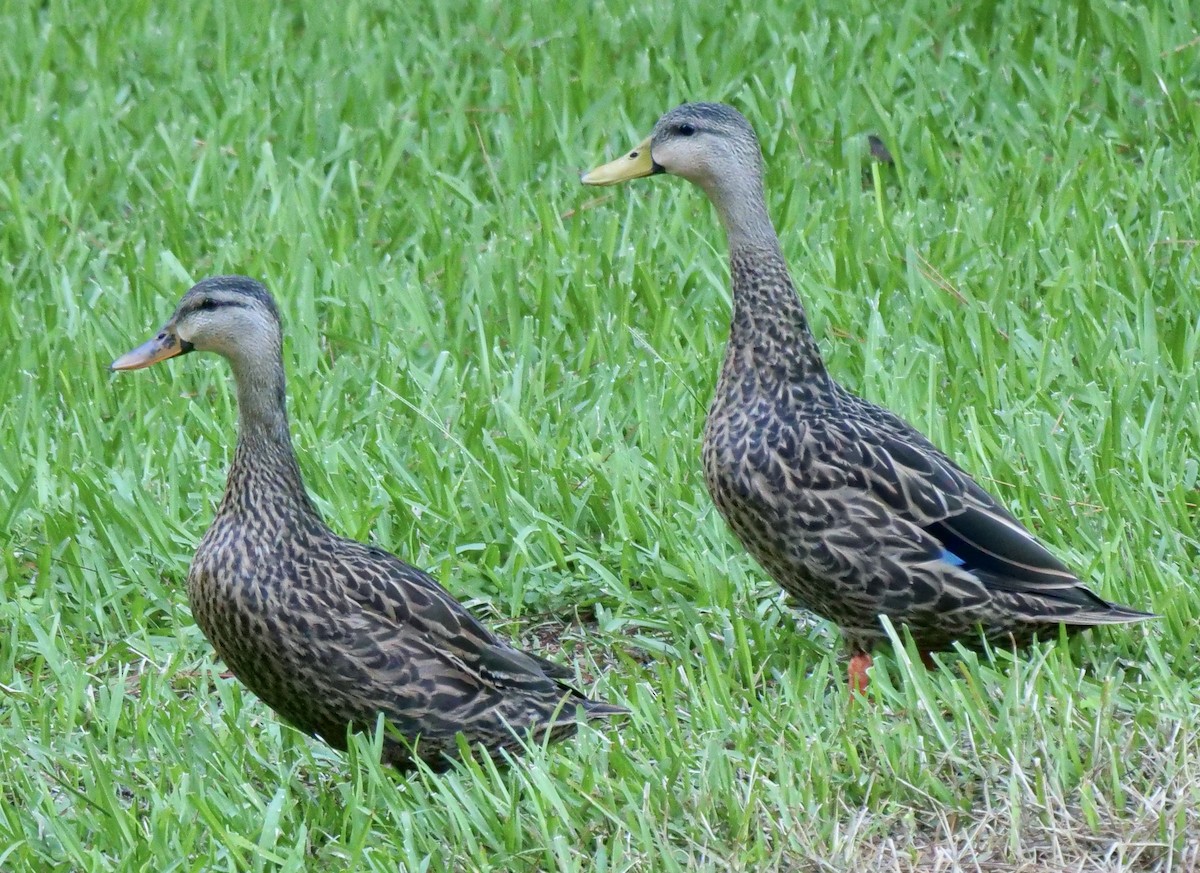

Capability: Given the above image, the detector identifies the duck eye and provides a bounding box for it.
[677,123,696,137]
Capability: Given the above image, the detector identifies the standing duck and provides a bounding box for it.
[111,276,624,770]
[583,103,1152,692]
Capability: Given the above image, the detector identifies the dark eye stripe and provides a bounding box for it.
[193,297,247,313]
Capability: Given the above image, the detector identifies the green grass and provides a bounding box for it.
[1,0,1198,869]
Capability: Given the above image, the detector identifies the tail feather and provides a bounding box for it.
[975,566,1156,628]
[577,698,630,719]
[1055,602,1157,627]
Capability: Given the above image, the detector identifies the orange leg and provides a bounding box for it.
[848,651,873,696]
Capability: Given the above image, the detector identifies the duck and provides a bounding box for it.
[582,102,1152,692]
[111,275,625,770]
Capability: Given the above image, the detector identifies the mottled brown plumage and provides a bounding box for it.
[584,103,1152,690]
[112,276,624,770]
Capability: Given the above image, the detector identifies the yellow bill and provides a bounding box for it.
[110,328,191,371]
[581,136,657,186]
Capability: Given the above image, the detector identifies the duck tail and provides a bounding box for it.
[1074,602,1158,625]
[578,698,630,719]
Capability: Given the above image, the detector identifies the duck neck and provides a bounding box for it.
[717,214,828,387]
[219,351,320,521]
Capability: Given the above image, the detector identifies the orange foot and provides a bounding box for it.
[848,650,938,699]
[848,651,872,697]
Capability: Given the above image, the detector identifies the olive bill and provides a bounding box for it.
[110,329,193,371]
[581,136,662,186]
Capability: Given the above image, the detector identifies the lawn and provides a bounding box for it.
[1,0,1197,869]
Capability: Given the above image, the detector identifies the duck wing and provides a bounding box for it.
[327,538,626,697]
[813,406,1151,620]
